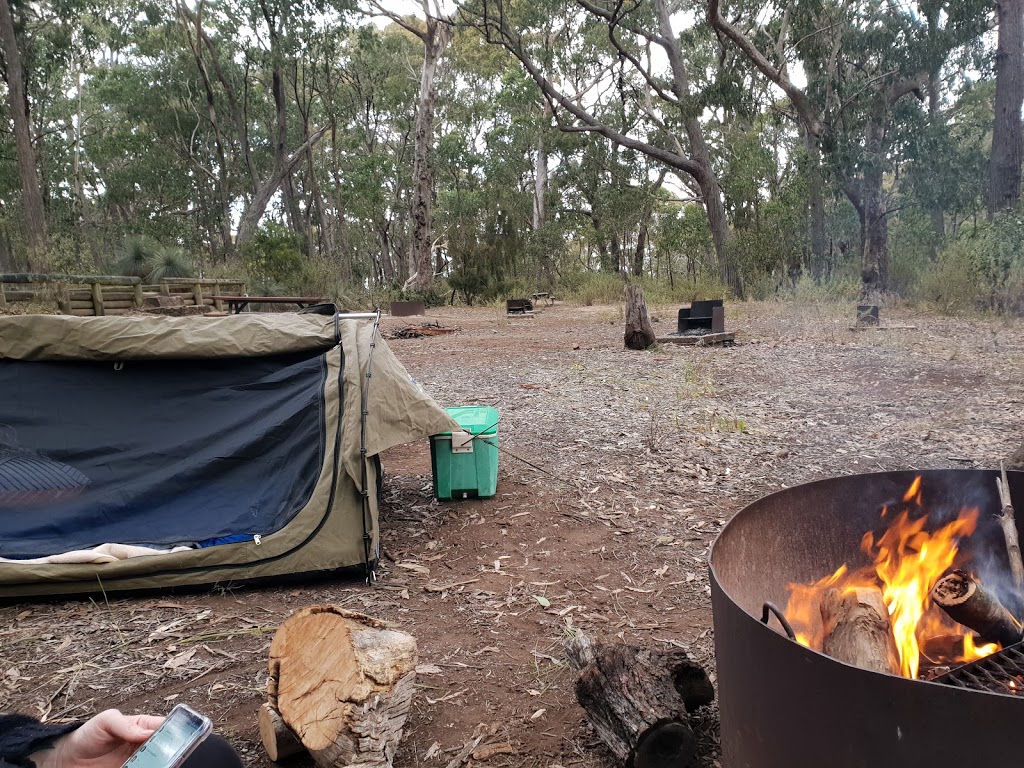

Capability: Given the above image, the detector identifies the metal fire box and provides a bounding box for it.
[430,406,499,500]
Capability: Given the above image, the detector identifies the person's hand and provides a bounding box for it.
[31,709,164,768]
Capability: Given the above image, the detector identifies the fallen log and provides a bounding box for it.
[564,631,713,768]
[263,605,418,768]
[931,570,1022,647]
[820,587,899,674]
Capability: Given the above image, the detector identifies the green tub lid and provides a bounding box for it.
[442,405,499,435]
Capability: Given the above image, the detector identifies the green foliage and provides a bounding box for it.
[146,246,193,283]
[114,235,159,278]
[241,224,308,296]
[917,210,1024,314]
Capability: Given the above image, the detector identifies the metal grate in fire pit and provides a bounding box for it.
[934,642,1024,695]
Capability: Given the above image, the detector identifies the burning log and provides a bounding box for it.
[931,570,1022,647]
[262,606,417,768]
[996,461,1024,594]
[820,587,900,675]
[564,631,714,768]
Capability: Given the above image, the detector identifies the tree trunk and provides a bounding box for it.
[624,282,656,350]
[652,0,739,296]
[927,71,946,250]
[266,606,417,768]
[804,132,827,280]
[236,128,327,247]
[861,121,889,294]
[408,18,453,292]
[0,0,47,269]
[990,0,1024,215]
[533,123,548,231]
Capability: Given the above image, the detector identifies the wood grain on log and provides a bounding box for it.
[267,605,417,768]
[932,570,1022,647]
[564,631,713,768]
[820,587,899,674]
[259,702,305,762]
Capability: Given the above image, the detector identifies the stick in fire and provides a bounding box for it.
[996,460,1024,595]
[931,570,1022,647]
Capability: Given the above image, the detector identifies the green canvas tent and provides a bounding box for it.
[0,312,457,598]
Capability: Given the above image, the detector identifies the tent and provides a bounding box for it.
[0,312,457,598]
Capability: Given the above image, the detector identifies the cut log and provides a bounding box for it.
[996,461,1024,594]
[564,631,713,768]
[259,702,305,762]
[266,605,417,768]
[820,587,899,674]
[931,570,1022,647]
[624,283,656,351]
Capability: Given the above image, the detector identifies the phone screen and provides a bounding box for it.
[122,705,211,768]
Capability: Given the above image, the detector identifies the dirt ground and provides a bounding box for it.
[0,301,1021,768]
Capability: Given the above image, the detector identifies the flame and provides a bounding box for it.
[784,477,998,679]
[864,506,978,678]
[963,633,999,661]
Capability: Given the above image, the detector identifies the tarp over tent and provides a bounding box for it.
[0,313,458,598]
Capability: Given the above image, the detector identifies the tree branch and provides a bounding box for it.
[707,0,824,136]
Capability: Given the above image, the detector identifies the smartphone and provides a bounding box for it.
[121,704,213,768]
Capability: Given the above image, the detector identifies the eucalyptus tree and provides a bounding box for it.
[366,1,453,291]
[459,0,743,294]
[0,0,48,267]
[709,0,989,291]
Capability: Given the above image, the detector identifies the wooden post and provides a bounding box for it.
[91,281,105,316]
[160,281,170,296]
[193,281,204,307]
[0,279,6,308]
[133,282,143,308]
[213,282,223,311]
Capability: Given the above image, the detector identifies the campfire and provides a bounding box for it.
[783,474,1023,684]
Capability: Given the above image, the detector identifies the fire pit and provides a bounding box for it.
[710,469,1024,767]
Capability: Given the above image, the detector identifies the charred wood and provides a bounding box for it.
[564,631,713,768]
[932,570,1022,647]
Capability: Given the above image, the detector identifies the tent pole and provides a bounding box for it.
[358,310,383,583]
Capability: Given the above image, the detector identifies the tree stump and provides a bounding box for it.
[624,283,656,350]
[564,631,714,768]
[263,606,418,768]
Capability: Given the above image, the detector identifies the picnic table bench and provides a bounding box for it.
[209,296,327,314]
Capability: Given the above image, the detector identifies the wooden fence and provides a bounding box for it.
[0,274,246,316]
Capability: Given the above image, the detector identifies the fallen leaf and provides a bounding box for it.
[533,595,551,607]
[164,647,197,670]
[416,663,444,674]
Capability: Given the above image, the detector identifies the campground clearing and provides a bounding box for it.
[0,301,1020,768]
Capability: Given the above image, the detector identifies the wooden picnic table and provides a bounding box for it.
[208,296,327,314]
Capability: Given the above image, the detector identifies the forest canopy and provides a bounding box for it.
[0,0,1021,311]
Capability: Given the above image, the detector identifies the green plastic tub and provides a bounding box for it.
[430,406,499,500]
